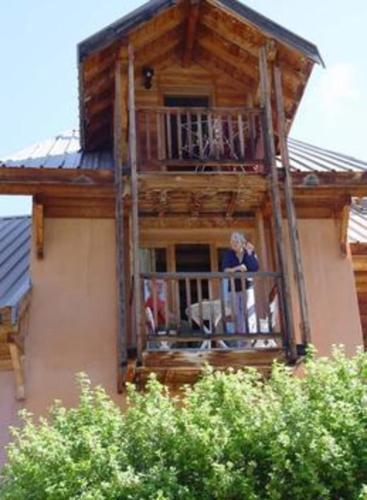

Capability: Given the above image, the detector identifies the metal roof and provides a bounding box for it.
[1,132,366,174]
[0,130,113,170]
[349,203,367,244]
[0,216,31,323]
[279,139,367,173]
[78,0,323,66]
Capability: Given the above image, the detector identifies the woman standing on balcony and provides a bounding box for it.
[222,232,259,335]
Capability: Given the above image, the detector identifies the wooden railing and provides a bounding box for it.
[140,271,285,351]
[137,107,266,171]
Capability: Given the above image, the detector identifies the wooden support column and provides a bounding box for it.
[8,342,25,401]
[340,204,351,255]
[274,66,311,346]
[255,210,269,271]
[128,44,143,365]
[259,47,297,362]
[255,209,270,318]
[182,0,201,67]
[34,202,44,259]
[114,52,128,390]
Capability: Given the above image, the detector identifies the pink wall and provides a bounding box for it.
[1,217,364,466]
[0,372,21,465]
[1,218,126,466]
[24,218,124,414]
[288,219,363,356]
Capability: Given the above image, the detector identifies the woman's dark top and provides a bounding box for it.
[222,249,259,291]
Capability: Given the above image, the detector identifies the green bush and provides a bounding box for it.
[1,348,367,499]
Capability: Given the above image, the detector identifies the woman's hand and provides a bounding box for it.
[238,264,247,272]
[244,241,255,254]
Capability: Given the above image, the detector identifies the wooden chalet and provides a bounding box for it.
[0,0,365,463]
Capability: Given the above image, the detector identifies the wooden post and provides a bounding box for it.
[9,343,25,401]
[255,210,269,271]
[259,47,297,361]
[340,203,351,255]
[128,44,143,365]
[34,202,44,259]
[114,53,128,390]
[255,209,270,318]
[273,66,311,346]
[182,0,201,67]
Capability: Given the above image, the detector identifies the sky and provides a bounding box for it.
[0,0,366,216]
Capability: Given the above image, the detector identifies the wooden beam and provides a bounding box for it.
[0,306,12,325]
[33,202,44,259]
[138,172,267,193]
[340,203,351,255]
[135,25,184,68]
[197,26,260,86]
[114,52,128,391]
[226,192,238,218]
[8,343,25,400]
[139,216,254,230]
[266,39,278,63]
[128,44,143,365]
[191,192,203,217]
[274,65,311,346]
[259,47,297,362]
[182,0,201,67]
[158,190,169,217]
[200,3,305,87]
[129,1,186,51]
[195,45,256,88]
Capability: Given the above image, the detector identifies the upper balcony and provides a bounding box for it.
[136,106,267,173]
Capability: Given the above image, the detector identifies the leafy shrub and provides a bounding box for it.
[1,348,367,499]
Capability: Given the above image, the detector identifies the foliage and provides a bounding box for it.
[1,348,367,499]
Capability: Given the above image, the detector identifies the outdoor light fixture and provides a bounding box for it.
[303,173,320,186]
[142,66,154,89]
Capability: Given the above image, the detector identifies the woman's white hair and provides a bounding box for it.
[230,231,246,244]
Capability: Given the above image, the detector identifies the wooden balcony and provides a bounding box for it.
[137,107,266,173]
[135,271,288,384]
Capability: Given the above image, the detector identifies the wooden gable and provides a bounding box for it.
[79,0,322,151]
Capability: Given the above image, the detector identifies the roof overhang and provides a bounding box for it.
[78,0,324,151]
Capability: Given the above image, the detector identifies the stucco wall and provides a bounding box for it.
[288,219,363,356]
[1,216,364,466]
[23,218,123,415]
[0,372,21,465]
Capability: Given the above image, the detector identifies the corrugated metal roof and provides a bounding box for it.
[78,0,323,65]
[349,203,367,244]
[0,130,113,170]
[1,132,366,173]
[283,139,367,173]
[0,216,31,323]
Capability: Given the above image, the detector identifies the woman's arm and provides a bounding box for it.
[243,251,259,272]
[224,264,247,272]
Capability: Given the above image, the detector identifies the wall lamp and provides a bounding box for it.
[142,66,154,89]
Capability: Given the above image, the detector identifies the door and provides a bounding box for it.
[164,96,210,163]
[175,244,211,320]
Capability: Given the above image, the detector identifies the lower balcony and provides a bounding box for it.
[134,271,288,384]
